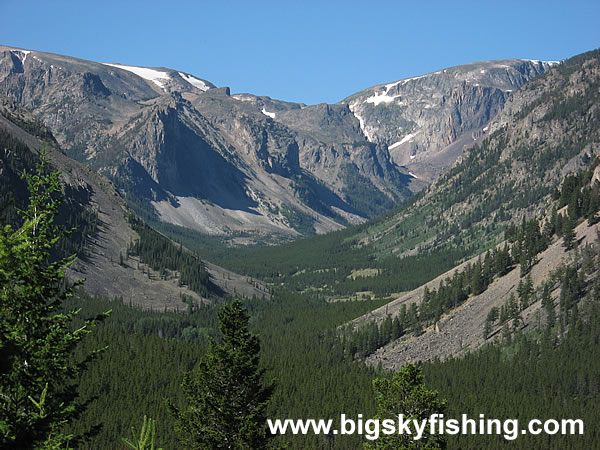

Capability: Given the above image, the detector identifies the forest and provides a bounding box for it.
[1,49,600,449]
[2,151,598,448]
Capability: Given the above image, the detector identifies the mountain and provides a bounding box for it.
[330,49,600,366]
[193,49,600,314]
[350,50,600,260]
[342,59,557,182]
[0,46,553,244]
[0,95,267,310]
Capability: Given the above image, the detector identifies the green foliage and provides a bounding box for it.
[64,289,382,448]
[365,364,446,449]
[340,163,399,219]
[424,272,600,448]
[122,415,162,450]
[0,150,106,448]
[169,299,273,449]
[0,128,98,260]
[279,203,316,235]
[127,215,217,297]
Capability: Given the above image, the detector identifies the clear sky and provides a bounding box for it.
[1,0,598,105]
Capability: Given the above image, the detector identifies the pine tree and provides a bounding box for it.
[562,217,577,250]
[541,285,555,329]
[169,299,273,449]
[0,150,107,448]
[470,261,484,296]
[365,364,446,449]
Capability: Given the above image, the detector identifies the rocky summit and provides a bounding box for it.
[343,59,558,182]
[0,46,554,243]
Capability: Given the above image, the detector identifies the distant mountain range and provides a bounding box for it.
[0,45,555,243]
[0,96,267,310]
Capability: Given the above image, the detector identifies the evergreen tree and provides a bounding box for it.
[562,217,577,250]
[0,150,107,448]
[122,415,162,450]
[169,299,273,449]
[518,274,534,311]
[365,364,446,449]
[541,285,555,329]
[470,261,484,296]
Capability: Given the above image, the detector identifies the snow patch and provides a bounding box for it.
[261,108,276,119]
[102,63,171,89]
[527,59,560,66]
[366,92,399,106]
[399,133,416,145]
[383,73,427,92]
[409,171,419,179]
[389,133,416,150]
[178,72,209,91]
[483,126,489,132]
[410,154,416,160]
[400,74,426,84]
[232,95,254,102]
[349,103,373,142]
[11,50,30,64]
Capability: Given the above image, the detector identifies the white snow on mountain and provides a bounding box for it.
[349,103,374,142]
[261,108,276,119]
[389,132,416,150]
[232,94,254,102]
[388,133,417,150]
[179,72,209,91]
[10,49,30,64]
[399,133,416,145]
[102,63,171,89]
[366,92,399,106]
[526,59,561,66]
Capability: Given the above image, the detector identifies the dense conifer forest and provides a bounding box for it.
[2,49,600,449]
[59,159,600,448]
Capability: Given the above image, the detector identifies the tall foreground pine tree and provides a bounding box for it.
[365,364,446,449]
[0,150,107,448]
[169,299,273,449]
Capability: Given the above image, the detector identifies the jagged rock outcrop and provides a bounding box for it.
[0,45,554,243]
[0,96,267,309]
[342,60,557,181]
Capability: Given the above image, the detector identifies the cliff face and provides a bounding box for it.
[347,50,600,260]
[0,95,265,309]
[0,46,553,243]
[342,59,556,181]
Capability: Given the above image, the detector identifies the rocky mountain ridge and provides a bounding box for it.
[343,59,558,182]
[339,49,600,366]
[348,50,600,260]
[0,96,266,309]
[0,45,554,243]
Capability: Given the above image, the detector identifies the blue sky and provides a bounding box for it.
[1,0,598,105]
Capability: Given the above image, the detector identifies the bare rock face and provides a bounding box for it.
[592,166,600,187]
[342,60,556,182]
[0,45,553,243]
[0,96,266,309]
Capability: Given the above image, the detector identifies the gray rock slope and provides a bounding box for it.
[0,46,553,242]
[0,95,267,309]
[342,59,557,182]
